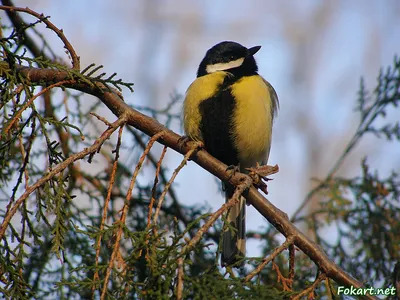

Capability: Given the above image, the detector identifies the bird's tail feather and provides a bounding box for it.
[222,184,246,266]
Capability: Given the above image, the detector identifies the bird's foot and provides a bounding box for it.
[178,136,204,154]
[246,164,279,194]
[226,165,240,181]
[177,135,191,152]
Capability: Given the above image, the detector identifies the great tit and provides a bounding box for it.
[183,41,278,266]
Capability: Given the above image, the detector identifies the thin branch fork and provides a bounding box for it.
[244,235,295,282]
[292,273,327,300]
[0,63,377,300]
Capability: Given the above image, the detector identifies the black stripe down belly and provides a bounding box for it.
[199,88,239,167]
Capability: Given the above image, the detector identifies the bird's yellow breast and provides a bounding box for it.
[183,72,227,141]
[183,73,273,168]
[230,75,273,167]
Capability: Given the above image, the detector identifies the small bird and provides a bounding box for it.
[183,41,278,266]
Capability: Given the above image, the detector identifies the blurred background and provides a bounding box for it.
[12,0,400,258]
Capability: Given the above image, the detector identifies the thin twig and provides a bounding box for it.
[272,261,291,291]
[1,0,43,59]
[181,175,252,256]
[9,115,35,204]
[0,4,80,69]
[90,112,113,127]
[17,134,29,188]
[92,123,124,298]
[288,244,295,289]
[43,89,72,158]
[176,257,184,300]
[152,146,197,225]
[128,127,188,226]
[12,92,31,190]
[139,145,168,259]
[0,116,127,240]
[147,145,168,229]
[324,277,334,300]
[3,80,72,136]
[244,236,295,282]
[292,273,326,300]
[100,130,165,300]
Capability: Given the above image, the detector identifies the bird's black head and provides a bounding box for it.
[197,41,261,77]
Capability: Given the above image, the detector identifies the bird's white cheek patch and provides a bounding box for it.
[206,57,244,73]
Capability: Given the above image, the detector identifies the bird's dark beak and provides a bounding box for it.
[247,45,261,56]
